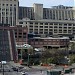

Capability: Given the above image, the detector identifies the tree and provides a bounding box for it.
[41,47,67,64]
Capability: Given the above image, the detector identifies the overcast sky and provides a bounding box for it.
[19,0,75,7]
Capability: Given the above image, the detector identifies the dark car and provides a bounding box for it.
[11,67,18,71]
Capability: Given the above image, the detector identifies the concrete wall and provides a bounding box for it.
[33,3,43,20]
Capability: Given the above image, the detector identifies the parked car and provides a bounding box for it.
[21,72,28,75]
[11,67,18,71]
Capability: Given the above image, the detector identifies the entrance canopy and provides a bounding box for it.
[16,44,33,49]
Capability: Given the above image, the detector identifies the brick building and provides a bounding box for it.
[29,37,69,48]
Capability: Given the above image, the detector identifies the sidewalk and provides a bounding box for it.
[0,73,2,75]
[9,61,21,67]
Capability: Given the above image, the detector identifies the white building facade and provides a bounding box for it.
[18,19,75,35]
[0,0,19,26]
[18,4,75,35]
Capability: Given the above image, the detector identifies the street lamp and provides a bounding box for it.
[21,44,33,66]
[21,45,23,60]
[64,56,70,65]
[1,61,6,75]
[28,54,30,66]
[24,44,31,66]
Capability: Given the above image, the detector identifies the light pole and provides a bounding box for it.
[23,44,33,66]
[28,53,30,66]
[1,61,6,75]
[21,45,23,60]
[3,64,4,75]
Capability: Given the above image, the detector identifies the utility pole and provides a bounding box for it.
[3,64,4,75]
[1,61,6,75]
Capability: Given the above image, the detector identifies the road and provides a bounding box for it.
[0,62,75,75]
[0,62,47,75]
[0,63,21,75]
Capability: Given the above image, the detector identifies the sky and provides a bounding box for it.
[19,0,75,7]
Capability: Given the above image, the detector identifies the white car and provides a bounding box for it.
[21,72,28,75]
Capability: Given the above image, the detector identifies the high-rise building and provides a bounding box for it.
[0,24,28,61]
[18,4,75,35]
[0,0,19,26]
[19,4,75,20]
[0,24,17,61]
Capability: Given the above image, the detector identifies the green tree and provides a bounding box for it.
[41,47,66,64]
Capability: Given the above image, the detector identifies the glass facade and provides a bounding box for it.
[0,29,11,61]
[0,23,18,61]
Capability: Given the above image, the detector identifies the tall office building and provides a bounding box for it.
[33,3,43,20]
[0,0,19,26]
[19,4,74,20]
[73,7,75,19]
[0,24,17,61]
[0,23,28,61]
[18,4,75,35]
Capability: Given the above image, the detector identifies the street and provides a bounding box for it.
[0,63,21,75]
[0,62,75,75]
[0,62,47,75]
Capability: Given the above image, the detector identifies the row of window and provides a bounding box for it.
[30,25,74,28]
[43,9,74,20]
[29,29,73,31]
[0,8,16,13]
[0,4,16,6]
[29,22,75,25]
[19,22,75,26]
[0,12,15,15]
[1,0,16,1]
[19,6,74,20]
[29,30,75,34]
[31,39,68,41]
[31,42,67,45]
[29,26,74,29]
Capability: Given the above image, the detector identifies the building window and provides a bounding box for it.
[40,23,43,25]
[35,26,38,28]
[10,7,12,11]
[26,22,27,24]
[54,23,58,25]
[40,26,43,28]
[19,22,23,24]
[64,24,67,26]
[30,22,33,24]
[54,26,58,28]
[44,26,48,28]
[39,32,43,34]
[3,4,5,6]
[6,4,8,6]
[10,4,12,6]
[49,26,53,28]
[50,23,53,25]
[73,24,75,26]
[14,4,16,6]
[35,22,38,24]
[45,22,48,25]
[68,24,72,26]
[30,25,33,27]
